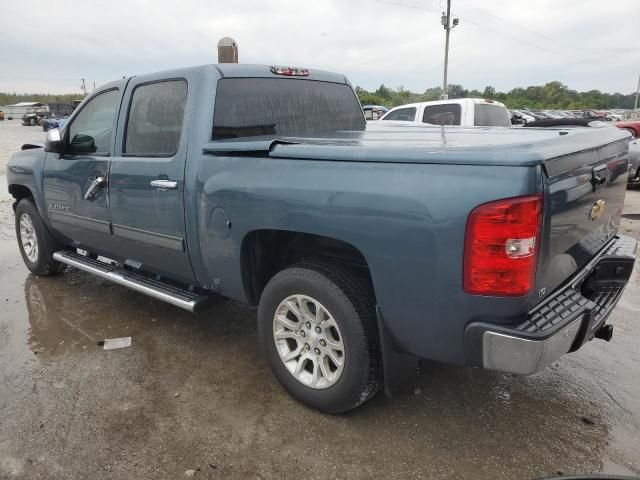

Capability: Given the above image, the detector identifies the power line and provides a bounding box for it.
[373,0,439,13]
[455,0,593,55]
[370,0,584,60]
[455,14,568,57]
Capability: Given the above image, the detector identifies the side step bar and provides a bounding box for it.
[53,250,212,312]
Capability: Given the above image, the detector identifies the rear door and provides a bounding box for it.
[43,85,123,251]
[108,75,195,283]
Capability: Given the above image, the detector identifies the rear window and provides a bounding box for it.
[474,104,511,127]
[382,107,417,122]
[212,78,365,139]
[422,104,461,125]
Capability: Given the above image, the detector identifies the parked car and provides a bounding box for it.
[508,110,530,125]
[362,104,388,120]
[21,107,48,126]
[42,116,69,132]
[616,120,640,138]
[379,98,511,127]
[628,139,640,187]
[6,64,636,413]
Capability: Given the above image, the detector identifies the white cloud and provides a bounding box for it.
[0,0,638,94]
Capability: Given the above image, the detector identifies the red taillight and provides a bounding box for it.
[463,194,543,296]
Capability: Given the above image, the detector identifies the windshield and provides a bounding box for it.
[212,78,365,139]
[474,104,511,127]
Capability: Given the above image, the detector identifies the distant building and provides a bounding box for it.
[218,37,238,63]
[0,102,48,117]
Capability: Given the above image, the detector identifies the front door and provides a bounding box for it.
[43,86,123,252]
[108,76,195,283]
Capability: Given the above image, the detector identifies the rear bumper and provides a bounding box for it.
[465,235,637,375]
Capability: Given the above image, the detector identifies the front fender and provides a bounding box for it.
[7,147,49,226]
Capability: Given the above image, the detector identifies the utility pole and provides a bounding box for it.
[441,0,459,100]
[634,73,640,114]
[81,78,87,96]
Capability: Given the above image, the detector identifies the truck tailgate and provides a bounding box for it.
[537,138,630,300]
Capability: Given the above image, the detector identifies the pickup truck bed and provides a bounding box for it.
[6,64,636,413]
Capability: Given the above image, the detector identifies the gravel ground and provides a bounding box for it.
[0,122,640,479]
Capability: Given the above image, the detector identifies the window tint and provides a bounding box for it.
[67,89,119,155]
[382,107,417,122]
[422,104,461,125]
[125,80,187,155]
[474,104,511,127]
[213,78,365,139]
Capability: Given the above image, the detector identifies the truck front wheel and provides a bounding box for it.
[257,262,381,413]
[15,198,63,276]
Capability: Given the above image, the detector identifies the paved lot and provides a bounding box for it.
[0,120,46,173]
[0,121,639,479]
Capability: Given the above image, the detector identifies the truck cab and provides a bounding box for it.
[378,98,511,127]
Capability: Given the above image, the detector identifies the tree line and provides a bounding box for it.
[356,81,638,110]
[2,80,637,110]
[0,92,83,107]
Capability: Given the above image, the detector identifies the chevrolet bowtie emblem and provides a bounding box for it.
[589,199,606,221]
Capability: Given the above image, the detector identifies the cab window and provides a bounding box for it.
[422,104,461,125]
[67,89,119,155]
[124,80,187,156]
[474,104,511,127]
[382,107,417,121]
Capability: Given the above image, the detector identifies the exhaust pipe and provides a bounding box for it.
[594,324,613,342]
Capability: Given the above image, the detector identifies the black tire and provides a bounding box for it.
[258,262,381,414]
[15,198,63,276]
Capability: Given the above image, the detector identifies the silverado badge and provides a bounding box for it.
[589,199,606,221]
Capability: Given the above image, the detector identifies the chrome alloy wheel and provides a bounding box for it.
[273,295,345,389]
[19,213,39,263]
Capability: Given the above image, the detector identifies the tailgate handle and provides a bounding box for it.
[591,165,608,192]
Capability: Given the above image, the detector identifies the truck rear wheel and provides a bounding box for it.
[15,198,63,276]
[257,262,381,413]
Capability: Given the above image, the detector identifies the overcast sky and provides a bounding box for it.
[1,0,639,95]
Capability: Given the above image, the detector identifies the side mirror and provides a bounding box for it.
[69,134,96,154]
[44,128,63,154]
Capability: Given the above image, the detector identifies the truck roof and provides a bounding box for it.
[111,64,350,87]
[205,123,630,167]
[384,98,507,111]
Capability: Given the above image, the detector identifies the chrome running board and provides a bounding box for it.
[53,250,211,312]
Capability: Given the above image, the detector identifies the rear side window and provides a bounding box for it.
[125,80,187,156]
[474,104,511,127]
[422,104,461,125]
[213,78,365,139]
[382,107,416,122]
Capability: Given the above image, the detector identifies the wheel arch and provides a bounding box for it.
[240,229,376,305]
[8,184,35,211]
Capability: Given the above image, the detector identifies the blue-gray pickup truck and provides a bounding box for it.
[6,64,637,413]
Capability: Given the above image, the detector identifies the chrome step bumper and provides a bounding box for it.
[53,250,211,312]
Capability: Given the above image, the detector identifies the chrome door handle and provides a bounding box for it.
[84,176,106,200]
[150,179,178,190]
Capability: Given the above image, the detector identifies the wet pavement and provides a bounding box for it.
[1,126,640,478]
[0,121,46,173]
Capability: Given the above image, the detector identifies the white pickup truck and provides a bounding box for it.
[378,98,511,127]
